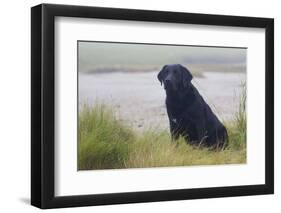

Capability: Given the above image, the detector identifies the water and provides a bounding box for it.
[79,71,246,131]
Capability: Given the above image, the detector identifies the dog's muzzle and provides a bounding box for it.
[164,79,172,90]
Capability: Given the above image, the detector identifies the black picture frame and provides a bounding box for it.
[31,3,274,209]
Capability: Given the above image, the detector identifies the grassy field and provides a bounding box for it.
[78,86,246,170]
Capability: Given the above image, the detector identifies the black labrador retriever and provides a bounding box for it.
[158,64,228,147]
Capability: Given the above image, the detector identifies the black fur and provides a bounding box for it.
[158,64,228,147]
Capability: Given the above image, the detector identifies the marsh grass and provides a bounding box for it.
[78,87,247,170]
[78,103,134,170]
[225,82,247,150]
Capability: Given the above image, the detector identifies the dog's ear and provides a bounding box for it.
[180,65,193,88]
[157,65,167,85]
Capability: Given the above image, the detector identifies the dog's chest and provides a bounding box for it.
[171,118,177,123]
[169,106,199,125]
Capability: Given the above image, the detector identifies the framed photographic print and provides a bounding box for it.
[31,3,274,209]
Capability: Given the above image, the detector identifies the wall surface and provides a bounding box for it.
[0,0,279,212]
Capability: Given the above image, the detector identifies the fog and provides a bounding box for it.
[78,41,247,73]
[78,41,246,131]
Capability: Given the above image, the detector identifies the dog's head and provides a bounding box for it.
[157,64,193,91]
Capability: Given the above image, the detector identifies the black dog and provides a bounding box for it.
[158,64,228,147]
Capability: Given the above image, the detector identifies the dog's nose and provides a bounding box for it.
[164,79,171,84]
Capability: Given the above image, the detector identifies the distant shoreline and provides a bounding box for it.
[79,63,246,78]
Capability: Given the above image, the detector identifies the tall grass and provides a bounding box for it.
[225,83,247,150]
[78,87,246,170]
[78,104,134,170]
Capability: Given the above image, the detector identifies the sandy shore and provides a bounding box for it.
[79,71,246,132]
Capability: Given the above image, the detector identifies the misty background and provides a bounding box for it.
[78,41,247,131]
[78,42,246,75]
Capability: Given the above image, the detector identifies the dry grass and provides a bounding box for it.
[78,85,247,170]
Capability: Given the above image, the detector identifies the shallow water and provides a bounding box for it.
[79,71,246,131]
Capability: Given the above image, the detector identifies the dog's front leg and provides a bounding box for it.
[169,118,180,140]
[167,107,180,140]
